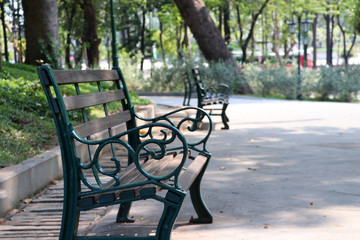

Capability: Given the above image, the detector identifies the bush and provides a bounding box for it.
[243,64,360,102]
[145,56,245,94]
[244,64,297,99]
[117,51,144,91]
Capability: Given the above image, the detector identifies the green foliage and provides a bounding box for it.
[244,64,297,99]
[0,63,55,166]
[244,64,360,102]
[118,51,145,91]
[38,35,62,69]
[316,66,360,102]
[0,62,150,167]
[144,56,245,93]
[0,104,55,166]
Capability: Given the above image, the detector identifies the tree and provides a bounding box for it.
[337,15,356,66]
[235,0,270,63]
[59,0,79,69]
[354,0,360,33]
[312,14,318,69]
[173,0,232,62]
[80,0,100,68]
[174,0,255,94]
[336,0,357,66]
[22,0,60,68]
[0,0,9,62]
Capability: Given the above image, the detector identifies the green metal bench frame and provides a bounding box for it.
[37,65,213,240]
[182,72,192,106]
[191,68,230,130]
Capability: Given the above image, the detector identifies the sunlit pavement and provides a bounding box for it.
[142,95,360,240]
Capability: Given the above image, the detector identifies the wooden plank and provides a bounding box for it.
[73,110,131,138]
[63,89,125,111]
[53,70,119,85]
[178,154,208,191]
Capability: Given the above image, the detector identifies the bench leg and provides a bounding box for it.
[189,157,213,224]
[59,185,80,239]
[221,103,229,130]
[157,197,183,240]
[116,202,135,223]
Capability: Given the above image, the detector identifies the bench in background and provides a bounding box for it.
[192,68,230,130]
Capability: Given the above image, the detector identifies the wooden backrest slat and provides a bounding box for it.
[73,110,131,138]
[63,89,125,111]
[53,70,119,85]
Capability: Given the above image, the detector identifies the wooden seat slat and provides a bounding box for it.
[178,154,207,191]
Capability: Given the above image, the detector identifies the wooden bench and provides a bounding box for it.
[191,68,230,130]
[37,65,213,240]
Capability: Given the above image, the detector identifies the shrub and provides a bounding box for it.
[243,64,360,102]
[146,56,245,94]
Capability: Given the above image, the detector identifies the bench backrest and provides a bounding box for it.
[191,68,207,102]
[38,65,139,191]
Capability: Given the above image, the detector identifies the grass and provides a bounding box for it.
[0,63,151,167]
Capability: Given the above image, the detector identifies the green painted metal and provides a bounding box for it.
[37,65,213,239]
[191,68,230,130]
[182,72,192,106]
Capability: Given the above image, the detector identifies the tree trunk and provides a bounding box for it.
[223,1,230,44]
[236,2,243,44]
[80,0,100,68]
[330,16,334,66]
[324,14,335,66]
[22,0,60,67]
[173,0,232,62]
[312,14,317,69]
[174,0,254,94]
[0,0,8,62]
[182,23,189,49]
[159,20,166,62]
[65,0,78,69]
[176,23,183,59]
[337,15,357,66]
[237,0,270,63]
[218,6,222,34]
[140,7,146,70]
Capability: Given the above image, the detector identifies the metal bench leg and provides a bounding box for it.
[221,103,229,130]
[59,187,80,239]
[157,191,185,240]
[189,157,213,224]
[116,202,135,223]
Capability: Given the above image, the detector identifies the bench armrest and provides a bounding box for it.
[71,122,189,190]
[134,106,212,154]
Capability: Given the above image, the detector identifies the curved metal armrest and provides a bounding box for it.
[134,106,213,153]
[71,122,189,190]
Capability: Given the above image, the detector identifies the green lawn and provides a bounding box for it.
[0,63,150,167]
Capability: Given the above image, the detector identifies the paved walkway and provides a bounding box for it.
[142,96,360,240]
[2,96,360,239]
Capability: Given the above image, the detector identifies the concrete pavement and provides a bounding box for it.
[135,95,360,239]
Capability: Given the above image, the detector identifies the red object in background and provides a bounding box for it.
[300,55,313,69]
